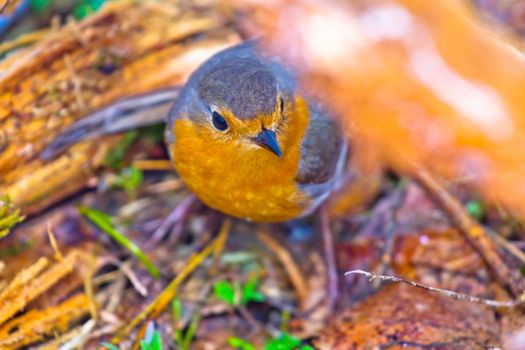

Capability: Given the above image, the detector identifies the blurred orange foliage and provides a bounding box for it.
[239,0,525,217]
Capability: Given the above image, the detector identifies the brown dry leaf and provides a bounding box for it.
[393,229,490,293]
[411,167,525,296]
[321,220,513,349]
[315,283,500,350]
[500,306,525,350]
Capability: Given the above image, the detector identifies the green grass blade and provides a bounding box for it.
[182,314,200,350]
[79,206,160,278]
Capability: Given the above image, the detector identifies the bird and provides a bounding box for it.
[165,41,347,223]
[42,40,348,303]
[42,41,347,221]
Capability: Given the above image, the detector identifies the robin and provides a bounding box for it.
[43,40,348,303]
[166,41,347,223]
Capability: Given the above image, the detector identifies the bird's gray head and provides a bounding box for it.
[167,45,296,158]
[196,57,278,120]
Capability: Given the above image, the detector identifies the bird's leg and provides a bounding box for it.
[320,203,338,307]
[373,182,406,288]
[145,194,197,247]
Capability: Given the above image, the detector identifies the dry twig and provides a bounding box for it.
[412,167,525,296]
[487,229,525,266]
[46,222,63,261]
[257,228,309,310]
[0,0,11,15]
[111,218,232,345]
[346,270,525,308]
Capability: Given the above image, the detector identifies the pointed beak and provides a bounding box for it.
[253,129,282,157]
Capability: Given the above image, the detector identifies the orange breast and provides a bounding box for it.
[170,97,311,222]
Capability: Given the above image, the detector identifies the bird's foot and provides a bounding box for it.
[320,203,338,309]
[145,194,198,248]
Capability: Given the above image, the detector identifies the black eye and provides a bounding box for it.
[212,111,228,131]
[279,96,285,113]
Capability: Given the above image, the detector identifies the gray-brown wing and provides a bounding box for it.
[42,88,178,160]
[296,105,344,186]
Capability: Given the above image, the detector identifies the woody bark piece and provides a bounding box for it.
[0,0,240,214]
[3,138,119,215]
[0,250,79,326]
[0,256,49,299]
[0,293,90,349]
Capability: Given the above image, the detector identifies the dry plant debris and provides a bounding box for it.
[0,250,79,324]
[1,1,525,349]
[412,167,525,296]
[0,293,89,349]
[315,284,501,350]
[0,247,97,348]
[0,0,240,214]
